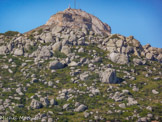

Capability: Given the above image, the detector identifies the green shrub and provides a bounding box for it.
[28,34,35,41]
[53,51,67,58]
[4,31,19,36]
[27,45,38,53]
[38,29,43,34]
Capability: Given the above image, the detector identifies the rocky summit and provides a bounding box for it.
[0,8,161,122]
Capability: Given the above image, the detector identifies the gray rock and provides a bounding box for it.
[31,78,39,83]
[107,39,116,47]
[52,26,64,34]
[119,103,126,108]
[63,104,69,110]
[8,69,13,73]
[75,104,87,112]
[157,54,162,62]
[78,47,85,53]
[116,39,124,47]
[46,9,111,35]
[109,52,129,64]
[52,42,62,51]
[62,39,69,46]
[146,53,154,60]
[146,106,152,111]
[127,97,138,106]
[133,58,143,65]
[0,46,8,54]
[0,105,5,111]
[50,99,57,106]
[68,61,79,67]
[100,68,118,84]
[16,87,24,95]
[84,111,90,118]
[48,81,53,87]
[30,99,42,109]
[75,102,80,107]
[139,117,147,122]
[48,118,53,122]
[92,57,102,63]
[91,88,100,95]
[152,89,159,94]
[44,33,53,43]
[40,98,50,107]
[82,27,88,35]
[112,92,124,102]
[147,113,153,118]
[61,46,71,55]
[132,86,139,92]
[14,48,24,56]
[39,46,52,59]
[49,60,64,69]
[80,72,89,81]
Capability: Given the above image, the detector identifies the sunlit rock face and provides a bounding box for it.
[45,8,111,36]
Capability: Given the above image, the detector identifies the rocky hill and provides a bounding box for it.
[0,8,161,122]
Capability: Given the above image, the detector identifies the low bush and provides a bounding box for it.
[4,31,19,36]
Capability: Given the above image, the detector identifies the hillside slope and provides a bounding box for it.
[0,8,161,122]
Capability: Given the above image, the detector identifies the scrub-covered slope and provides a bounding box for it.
[0,8,161,122]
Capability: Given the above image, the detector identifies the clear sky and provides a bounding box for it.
[0,0,162,48]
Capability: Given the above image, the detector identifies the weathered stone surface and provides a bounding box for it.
[80,72,89,81]
[50,99,57,106]
[146,53,154,60]
[16,87,24,95]
[40,98,50,107]
[157,54,162,62]
[46,8,111,35]
[61,46,71,55]
[133,58,144,65]
[126,36,141,48]
[49,60,64,69]
[63,103,69,110]
[38,46,52,59]
[52,42,62,51]
[109,52,129,64]
[30,99,42,109]
[0,46,8,54]
[119,103,126,108]
[68,61,79,67]
[14,49,24,56]
[74,104,87,112]
[44,33,53,43]
[100,68,118,84]
[152,89,159,94]
[52,26,64,35]
[127,97,138,106]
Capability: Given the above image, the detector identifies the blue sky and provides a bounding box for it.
[0,0,162,48]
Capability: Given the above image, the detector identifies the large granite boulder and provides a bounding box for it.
[46,8,111,36]
[109,52,129,64]
[30,99,42,109]
[49,60,65,69]
[100,68,118,84]
[0,46,8,55]
[61,46,71,55]
[74,104,87,112]
[38,46,52,59]
[14,48,24,56]
[52,42,62,52]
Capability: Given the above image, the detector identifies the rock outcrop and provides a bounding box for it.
[109,52,129,65]
[46,8,111,36]
[0,8,161,122]
[100,68,118,84]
